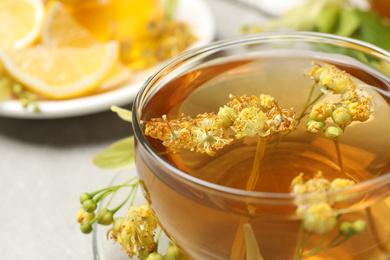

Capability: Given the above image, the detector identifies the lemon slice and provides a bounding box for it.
[0,0,45,49]
[42,1,98,47]
[0,41,119,99]
[41,1,131,96]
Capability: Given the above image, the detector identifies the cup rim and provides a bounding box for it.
[132,31,390,200]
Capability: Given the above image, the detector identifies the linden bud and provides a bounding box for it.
[97,208,114,225]
[309,104,327,122]
[324,126,343,140]
[79,193,91,204]
[165,244,185,260]
[332,107,352,126]
[139,249,151,260]
[83,199,97,213]
[76,207,95,224]
[306,120,325,133]
[339,221,353,235]
[80,223,93,234]
[325,102,335,117]
[218,105,237,127]
[146,252,164,260]
[352,220,367,234]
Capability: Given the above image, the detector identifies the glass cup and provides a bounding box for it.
[132,32,390,259]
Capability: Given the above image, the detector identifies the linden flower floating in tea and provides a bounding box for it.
[143,93,296,156]
[291,171,367,260]
[304,63,374,175]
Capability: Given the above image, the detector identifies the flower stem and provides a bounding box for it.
[246,136,268,191]
[365,207,389,253]
[294,222,305,260]
[298,82,317,121]
[112,181,139,214]
[155,228,163,249]
[333,140,345,175]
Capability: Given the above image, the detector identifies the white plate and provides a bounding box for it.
[0,0,215,119]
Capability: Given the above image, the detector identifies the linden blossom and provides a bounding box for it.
[305,63,374,137]
[291,172,366,259]
[108,203,158,258]
[143,94,296,156]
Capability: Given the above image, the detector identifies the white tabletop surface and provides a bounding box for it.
[0,1,275,259]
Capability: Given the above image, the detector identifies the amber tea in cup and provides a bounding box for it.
[132,32,390,259]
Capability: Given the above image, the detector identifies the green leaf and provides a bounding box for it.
[334,8,360,37]
[93,136,135,170]
[111,105,132,122]
[355,9,390,51]
[315,5,341,33]
[164,0,178,21]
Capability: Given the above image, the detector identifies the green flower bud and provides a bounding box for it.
[146,252,164,260]
[325,126,343,140]
[352,220,366,234]
[83,199,97,213]
[112,217,124,231]
[165,244,184,260]
[339,221,353,235]
[80,223,93,234]
[332,107,352,126]
[139,249,151,260]
[79,193,91,204]
[218,105,237,127]
[97,208,114,225]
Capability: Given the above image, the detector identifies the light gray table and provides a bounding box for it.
[0,1,271,259]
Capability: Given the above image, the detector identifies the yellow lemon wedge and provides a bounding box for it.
[97,63,132,93]
[0,41,119,99]
[42,1,98,47]
[0,0,45,49]
[41,1,131,95]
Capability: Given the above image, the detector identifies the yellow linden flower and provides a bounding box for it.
[329,178,356,202]
[259,94,276,111]
[297,201,337,234]
[191,113,232,156]
[309,64,356,94]
[232,107,266,139]
[144,94,295,155]
[292,171,330,195]
[109,203,158,258]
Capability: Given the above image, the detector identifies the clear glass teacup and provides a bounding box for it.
[132,32,390,260]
